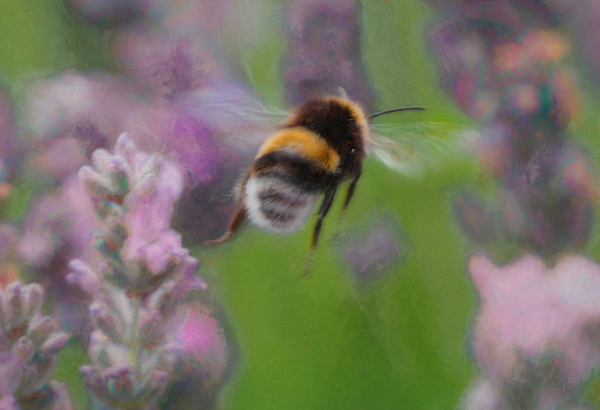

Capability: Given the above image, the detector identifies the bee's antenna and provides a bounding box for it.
[368,106,426,120]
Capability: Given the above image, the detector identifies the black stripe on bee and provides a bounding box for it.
[253,150,341,193]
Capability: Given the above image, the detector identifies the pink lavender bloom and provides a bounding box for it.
[70,134,227,409]
[466,253,600,408]
[159,301,230,409]
[78,133,189,294]
[0,282,74,410]
[460,376,595,410]
[283,0,374,107]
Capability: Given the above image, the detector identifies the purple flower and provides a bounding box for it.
[112,23,220,98]
[335,213,404,284]
[283,0,374,107]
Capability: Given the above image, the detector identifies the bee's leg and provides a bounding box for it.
[202,204,246,246]
[328,170,362,245]
[342,169,362,211]
[307,187,338,254]
[303,188,337,276]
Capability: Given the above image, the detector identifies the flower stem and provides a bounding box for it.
[129,295,142,376]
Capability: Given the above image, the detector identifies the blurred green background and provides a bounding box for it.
[2,0,600,409]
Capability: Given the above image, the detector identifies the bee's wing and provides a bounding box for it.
[185,83,290,152]
[369,122,479,178]
[188,85,289,126]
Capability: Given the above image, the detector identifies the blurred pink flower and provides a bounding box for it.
[470,253,600,386]
[460,376,593,410]
[171,302,228,387]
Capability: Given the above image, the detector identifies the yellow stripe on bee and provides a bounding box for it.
[324,97,368,126]
[257,127,341,172]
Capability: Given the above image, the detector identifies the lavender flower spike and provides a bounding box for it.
[78,132,186,295]
[0,283,74,410]
[72,134,228,409]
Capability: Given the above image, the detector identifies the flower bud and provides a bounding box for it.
[89,302,123,342]
[136,370,168,406]
[90,148,131,197]
[48,380,76,410]
[138,308,164,349]
[89,331,129,369]
[66,259,102,295]
[0,352,23,397]
[104,364,135,401]
[11,337,34,363]
[23,284,44,319]
[40,333,69,357]
[79,166,112,199]
[2,283,23,326]
[27,315,56,347]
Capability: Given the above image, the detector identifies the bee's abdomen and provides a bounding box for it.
[244,175,319,235]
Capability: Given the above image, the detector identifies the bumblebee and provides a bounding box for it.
[202,92,473,254]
